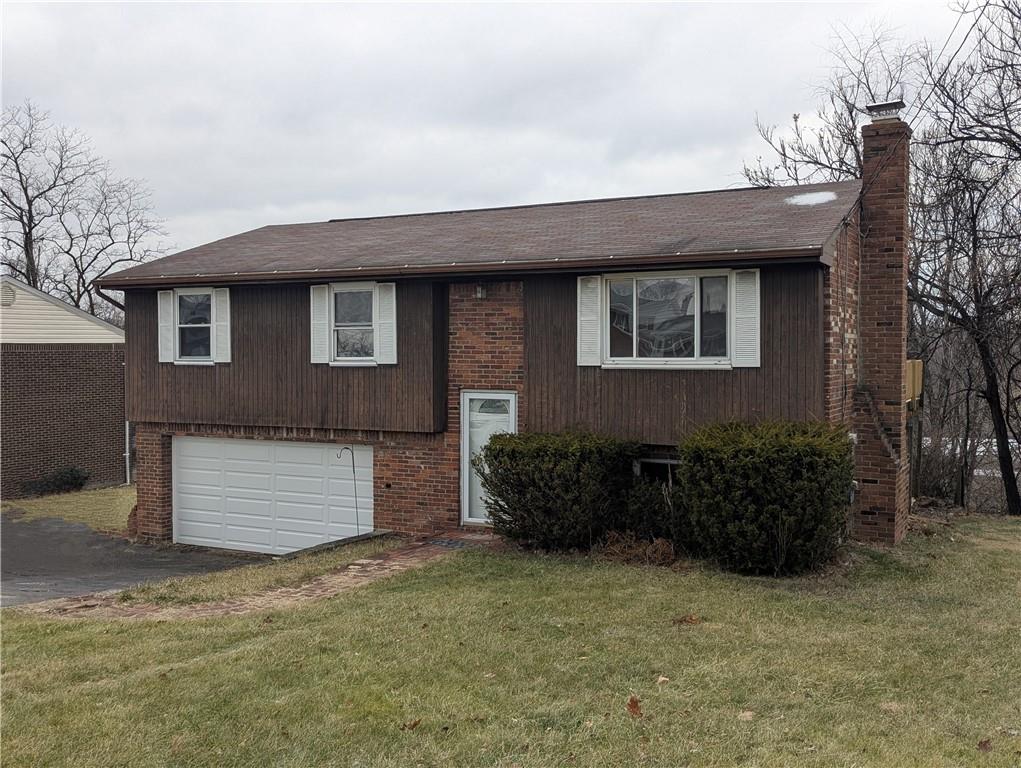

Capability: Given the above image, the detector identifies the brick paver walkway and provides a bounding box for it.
[15,535,486,621]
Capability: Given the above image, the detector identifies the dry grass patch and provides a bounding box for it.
[1,485,135,532]
[117,535,405,605]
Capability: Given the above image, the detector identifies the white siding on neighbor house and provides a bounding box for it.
[0,278,124,344]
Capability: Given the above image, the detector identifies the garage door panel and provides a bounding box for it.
[275,473,326,495]
[176,467,223,487]
[179,518,227,543]
[176,491,223,514]
[222,470,272,492]
[273,500,328,523]
[274,444,328,466]
[224,496,273,518]
[218,440,272,459]
[273,529,330,553]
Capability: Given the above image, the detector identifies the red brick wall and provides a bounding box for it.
[823,211,860,426]
[840,118,912,543]
[131,281,526,540]
[1,343,126,499]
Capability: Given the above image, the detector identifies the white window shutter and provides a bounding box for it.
[158,290,174,363]
[732,269,760,368]
[310,284,331,363]
[375,282,397,364]
[577,275,602,366]
[213,288,231,363]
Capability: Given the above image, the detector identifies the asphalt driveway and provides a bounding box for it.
[1,514,254,607]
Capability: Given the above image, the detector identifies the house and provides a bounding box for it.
[97,107,911,554]
[0,276,127,498]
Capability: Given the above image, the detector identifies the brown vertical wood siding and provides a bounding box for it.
[523,265,826,445]
[124,282,444,432]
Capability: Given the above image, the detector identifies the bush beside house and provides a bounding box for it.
[472,432,641,551]
[475,422,854,575]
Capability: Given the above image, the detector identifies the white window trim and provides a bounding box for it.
[174,286,215,366]
[600,268,734,370]
[329,281,379,367]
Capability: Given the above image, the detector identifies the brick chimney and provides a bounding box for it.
[853,101,911,543]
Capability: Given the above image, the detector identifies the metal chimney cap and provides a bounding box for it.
[866,99,906,121]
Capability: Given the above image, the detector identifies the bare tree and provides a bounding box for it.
[742,10,1021,515]
[926,1,1021,162]
[910,141,1021,515]
[1,101,165,318]
[743,25,920,186]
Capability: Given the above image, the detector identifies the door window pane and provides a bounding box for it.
[608,279,634,357]
[335,328,374,358]
[334,290,373,324]
[178,293,211,325]
[700,276,728,357]
[179,326,211,358]
[637,278,695,358]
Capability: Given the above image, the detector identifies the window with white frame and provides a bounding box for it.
[332,284,375,360]
[605,271,729,363]
[176,288,213,360]
[309,281,396,366]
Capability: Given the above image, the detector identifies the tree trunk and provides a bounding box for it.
[976,334,1021,516]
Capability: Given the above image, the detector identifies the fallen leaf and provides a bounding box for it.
[627,694,643,718]
[738,710,755,721]
[400,718,422,731]
[656,675,670,685]
[978,739,993,753]
[672,614,702,626]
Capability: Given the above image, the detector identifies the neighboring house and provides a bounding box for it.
[98,107,911,555]
[0,276,127,499]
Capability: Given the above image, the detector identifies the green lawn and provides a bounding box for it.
[3,515,1020,767]
[1,485,135,532]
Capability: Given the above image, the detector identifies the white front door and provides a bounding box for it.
[461,391,517,523]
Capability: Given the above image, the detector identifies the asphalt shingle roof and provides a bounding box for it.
[100,179,860,287]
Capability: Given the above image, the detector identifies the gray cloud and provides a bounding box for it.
[3,2,954,254]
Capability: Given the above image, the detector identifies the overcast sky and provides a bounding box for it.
[4,2,955,254]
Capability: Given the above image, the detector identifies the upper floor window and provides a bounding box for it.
[310,281,397,366]
[605,271,729,364]
[176,288,213,360]
[333,285,374,360]
[576,268,759,369]
[157,286,231,365]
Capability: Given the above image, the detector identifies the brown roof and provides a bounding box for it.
[99,180,860,288]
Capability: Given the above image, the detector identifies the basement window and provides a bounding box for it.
[635,457,679,489]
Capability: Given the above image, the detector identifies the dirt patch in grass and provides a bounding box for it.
[116,535,406,606]
[1,485,136,533]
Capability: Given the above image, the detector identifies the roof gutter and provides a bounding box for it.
[96,246,824,289]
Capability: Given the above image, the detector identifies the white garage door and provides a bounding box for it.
[173,437,374,555]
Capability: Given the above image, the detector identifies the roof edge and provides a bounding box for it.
[97,246,824,289]
[1,275,126,337]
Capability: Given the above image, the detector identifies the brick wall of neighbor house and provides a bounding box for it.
[843,116,912,544]
[1,343,126,499]
[131,281,526,540]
